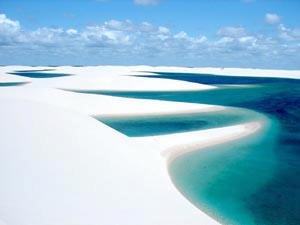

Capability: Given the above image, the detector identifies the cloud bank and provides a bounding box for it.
[0,13,299,69]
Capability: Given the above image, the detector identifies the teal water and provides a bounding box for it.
[95,108,258,137]
[169,115,280,225]
[66,73,300,225]
[0,82,28,86]
[8,69,71,78]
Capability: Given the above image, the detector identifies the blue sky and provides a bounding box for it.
[0,0,300,69]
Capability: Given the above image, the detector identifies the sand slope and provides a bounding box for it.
[1,65,299,225]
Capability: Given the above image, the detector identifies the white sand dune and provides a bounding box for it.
[0,65,215,91]
[0,65,299,225]
[0,86,222,116]
[0,98,219,225]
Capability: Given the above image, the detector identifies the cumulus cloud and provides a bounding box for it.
[278,24,300,41]
[134,0,160,6]
[0,13,21,45]
[82,25,131,46]
[28,28,66,46]
[66,29,78,35]
[0,14,20,32]
[265,13,280,25]
[217,26,247,38]
[0,13,299,69]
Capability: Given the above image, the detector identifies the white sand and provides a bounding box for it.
[117,65,300,79]
[0,65,215,91]
[133,120,263,163]
[0,86,223,117]
[0,99,219,225]
[0,65,298,225]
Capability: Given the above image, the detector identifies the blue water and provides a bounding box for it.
[170,117,279,225]
[0,82,28,87]
[8,69,71,78]
[135,71,296,85]
[96,108,259,137]
[13,69,54,73]
[66,72,300,225]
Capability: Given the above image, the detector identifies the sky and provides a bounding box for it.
[0,0,300,69]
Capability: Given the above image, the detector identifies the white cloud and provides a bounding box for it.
[217,26,247,38]
[158,26,169,34]
[81,25,131,46]
[104,20,133,31]
[174,31,188,39]
[66,29,78,35]
[140,22,155,32]
[28,28,66,46]
[265,13,280,25]
[134,0,160,6]
[174,31,207,46]
[0,13,299,69]
[0,13,20,32]
[278,24,300,41]
[0,13,21,45]
[239,36,257,44]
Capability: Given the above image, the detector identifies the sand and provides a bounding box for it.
[0,65,299,225]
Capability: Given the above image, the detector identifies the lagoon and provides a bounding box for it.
[96,108,258,137]
[8,69,71,78]
[70,72,300,225]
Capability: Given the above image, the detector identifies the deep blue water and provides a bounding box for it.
[66,72,300,225]
[8,69,71,78]
[136,71,297,85]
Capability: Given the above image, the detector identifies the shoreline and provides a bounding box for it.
[0,65,294,225]
[164,120,263,164]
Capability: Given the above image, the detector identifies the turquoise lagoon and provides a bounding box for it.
[96,107,260,137]
[69,73,300,225]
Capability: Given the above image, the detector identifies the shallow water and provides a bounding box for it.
[0,82,28,87]
[67,72,300,225]
[96,108,258,137]
[170,115,279,225]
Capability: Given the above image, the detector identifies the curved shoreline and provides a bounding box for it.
[1,65,299,225]
[163,120,263,164]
